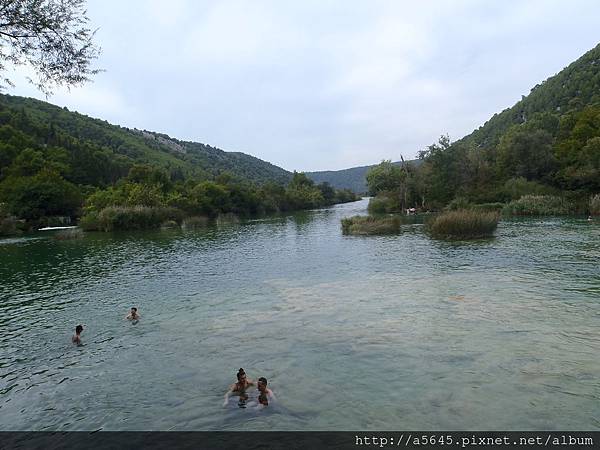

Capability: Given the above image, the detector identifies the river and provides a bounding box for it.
[1,198,599,430]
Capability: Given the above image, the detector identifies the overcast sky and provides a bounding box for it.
[8,0,600,172]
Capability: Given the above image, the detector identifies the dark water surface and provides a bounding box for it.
[1,199,599,430]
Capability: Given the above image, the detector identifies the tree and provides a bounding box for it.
[365,160,405,196]
[496,127,555,181]
[0,0,100,94]
[317,182,335,204]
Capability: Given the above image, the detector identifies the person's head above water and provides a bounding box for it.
[237,368,246,382]
[131,307,137,313]
[257,377,268,391]
[75,325,83,334]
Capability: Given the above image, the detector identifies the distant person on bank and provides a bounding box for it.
[72,325,83,345]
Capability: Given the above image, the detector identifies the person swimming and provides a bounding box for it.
[71,324,83,345]
[126,307,140,321]
[223,368,255,407]
[257,377,275,407]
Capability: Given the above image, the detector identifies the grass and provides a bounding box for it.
[341,215,401,235]
[502,195,573,216]
[427,209,499,240]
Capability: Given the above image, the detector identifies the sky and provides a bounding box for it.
[7,0,600,172]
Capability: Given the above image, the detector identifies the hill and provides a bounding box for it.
[456,43,600,150]
[0,95,360,231]
[0,94,292,186]
[307,160,420,193]
[396,42,600,210]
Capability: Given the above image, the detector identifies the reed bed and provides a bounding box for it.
[427,209,499,240]
[82,206,183,231]
[341,215,401,235]
[502,195,572,216]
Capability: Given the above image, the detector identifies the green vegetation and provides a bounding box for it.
[427,210,500,240]
[82,206,183,232]
[78,171,357,231]
[502,195,573,216]
[365,158,424,214]
[0,95,358,232]
[590,194,600,215]
[363,43,600,215]
[0,0,100,95]
[341,215,401,235]
[307,160,419,194]
[0,203,20,236]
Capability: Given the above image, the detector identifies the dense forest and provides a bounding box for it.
[0,95,356,234]
[366,42,600,215]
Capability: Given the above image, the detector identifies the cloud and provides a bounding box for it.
[5,0,600,172]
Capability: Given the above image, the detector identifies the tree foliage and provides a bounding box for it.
[0,0,101,94]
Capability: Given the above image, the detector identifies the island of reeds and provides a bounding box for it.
[426,210,500,240]
[341,215,401,235]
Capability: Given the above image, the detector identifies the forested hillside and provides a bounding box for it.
[0,95,292,186]
[0,95,356,233]
[365,42,600,214]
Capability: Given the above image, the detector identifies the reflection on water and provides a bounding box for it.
[0,199,599,430]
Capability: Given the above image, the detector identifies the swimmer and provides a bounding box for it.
[72,324,83,345]
[223,368,255,406]
[126,307,140,321]
[256,377,275,407]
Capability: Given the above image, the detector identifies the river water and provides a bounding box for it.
[1,199,599,430]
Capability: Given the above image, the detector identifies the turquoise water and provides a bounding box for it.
[1,199,599,430]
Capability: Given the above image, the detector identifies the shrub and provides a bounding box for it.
[79,211,100,231]
[182,216,210,230]
[590,194,600,216]
[91,206,184,231]
[427,210,499,240]
[502,195,573,216]
[54,228,84,240]
[367,195,401,214]
[341,215,401,235]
